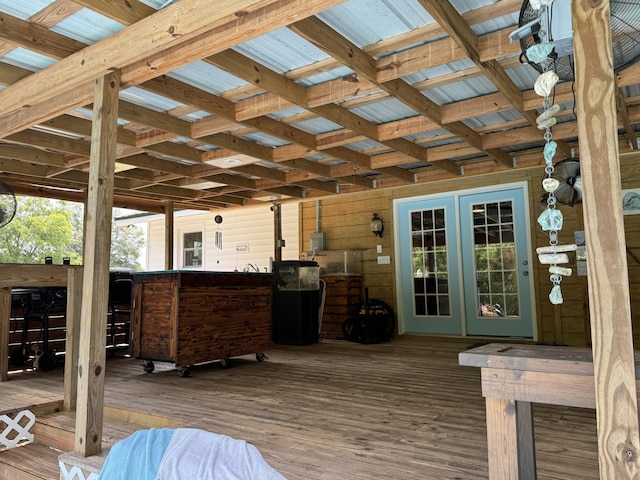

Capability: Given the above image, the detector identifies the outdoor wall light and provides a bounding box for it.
[370,213,384,238]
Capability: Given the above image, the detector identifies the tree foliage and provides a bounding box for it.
[0,197,144,270]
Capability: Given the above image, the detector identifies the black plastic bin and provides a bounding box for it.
[272,260,320,345]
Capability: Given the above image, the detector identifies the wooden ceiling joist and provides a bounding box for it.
[0,0,638,211]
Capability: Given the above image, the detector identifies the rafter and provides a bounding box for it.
[0,0,638,213]
[417,0,572,160]
[290,16,491,171]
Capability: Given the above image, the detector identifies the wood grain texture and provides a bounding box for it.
[131,272,273,368]
[1,337,606,480]
[485,397,521,479]
[0,0,278,119]
[573,0,640,476]
[74,70,121,457]
[0,265,79,288]
[63,267,83,412]
[1,291,9,382]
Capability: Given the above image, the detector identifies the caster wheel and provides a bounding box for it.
[256,352,267,362]
[178,367,191,378]
[38,351,57,372]
[142,360,155,373]
[220,358,231,369]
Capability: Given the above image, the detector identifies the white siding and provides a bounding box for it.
[146,221,165,271]
[144,203,300,272]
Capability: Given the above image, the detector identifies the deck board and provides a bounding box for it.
[0,337,599,479]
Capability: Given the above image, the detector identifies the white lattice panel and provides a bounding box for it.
[59,461,100,480]
[0,409,35,449]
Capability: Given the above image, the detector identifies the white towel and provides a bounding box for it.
[156,428,287,480]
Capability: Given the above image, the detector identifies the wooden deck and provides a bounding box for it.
[1,337,600,479]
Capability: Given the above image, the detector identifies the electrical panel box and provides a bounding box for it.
[309,232,325,252]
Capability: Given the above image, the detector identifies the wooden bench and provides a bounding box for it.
[458,343,639,479]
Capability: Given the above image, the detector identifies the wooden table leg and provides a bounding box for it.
[485,397,537,480]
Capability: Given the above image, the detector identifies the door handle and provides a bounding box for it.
[523,271,529,276]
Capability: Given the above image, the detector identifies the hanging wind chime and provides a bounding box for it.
[526,0,577,305]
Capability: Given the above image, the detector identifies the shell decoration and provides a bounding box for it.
[543,140,557,165]
[536,104,561,123]
[526,42,555,64]
[537,117,557,130]
[549,284,564,305]
[537,208,563,231]
[534,70,559,97]
[542,177,560,192]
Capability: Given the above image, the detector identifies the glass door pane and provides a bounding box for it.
[460,189,533,337]
[397,196,462,335]
[471,201,518,317]
[411,208,451,317]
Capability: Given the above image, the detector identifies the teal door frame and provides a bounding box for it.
[393,182,537,339]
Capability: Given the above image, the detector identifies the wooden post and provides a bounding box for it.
[273,203,282,261]
[165,200,174,270]
[75,70,120,457]
[0,289,10,382]
[63,267,83,412]
[573,0,640,476]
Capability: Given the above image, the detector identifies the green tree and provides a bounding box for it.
[0,197,144,270]
[109,219,145,270]
[0,197,76,264]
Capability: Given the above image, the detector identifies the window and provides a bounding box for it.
[182,231,203,268]
[411,208,451,317]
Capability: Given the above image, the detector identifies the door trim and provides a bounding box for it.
[393,181,538,340]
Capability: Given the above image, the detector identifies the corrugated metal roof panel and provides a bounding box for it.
[138,0,164,9]
[428,77,498,104]
[49,8,125,44]
[234,28,331,74]
[317,0,437,47]
[464,111,521,130]
[119,87,184,112]
[344,139,385,151]
[267,106,308,120]
[405,127,451,142]
[0,47,55,70]
[240,132,290,148]
[180,111,219,121]
[469,8,519,35]
[0,0,54,20]
[297,66,358,86]
[506,63,542,91]
[292,118,343,135]
[167,62,249,95]
[352,98,420,124]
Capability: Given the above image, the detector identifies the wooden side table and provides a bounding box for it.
[459,343,640,479]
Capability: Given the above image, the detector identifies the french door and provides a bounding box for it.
[395,185,535,338]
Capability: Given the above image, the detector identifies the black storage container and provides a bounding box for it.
[272,260,320,345]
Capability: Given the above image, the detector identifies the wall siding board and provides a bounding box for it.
[141,159,639,347]
[298,158,640,347]
[146,203,299,272]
